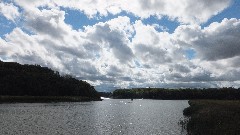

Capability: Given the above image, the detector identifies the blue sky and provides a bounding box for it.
[0,15,15,37]
[202,0,240,27]
[1,0,240,91]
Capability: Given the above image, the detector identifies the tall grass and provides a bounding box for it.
[183,100,240,135]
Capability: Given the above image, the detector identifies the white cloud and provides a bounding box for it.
[85,16,134,64]
[171,18,240,84]
[1,0,240,91]
[0,2,20,22]
[2,28,65,70]
[131,20,185,68]
[13,0,232,24]
[0,10,136,89]
[175,18,240,61]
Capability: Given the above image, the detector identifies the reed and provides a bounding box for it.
[183,100,240,135]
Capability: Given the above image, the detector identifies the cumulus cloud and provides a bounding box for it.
[199,18,240,60]
[1,0,240,91]
[26,9,68,39]
[131,20,186,69]
[168,18,240,84]
[85,16,134,64]
[0,9,136,89]
[170,64,191,73]
[13,0,232,24]
[127,0,232,24]
[0,2,20,22]
[1,28,65,70]
[175,18,240,61]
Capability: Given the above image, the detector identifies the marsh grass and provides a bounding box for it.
[0,96,101,103]
[183,100,240,135]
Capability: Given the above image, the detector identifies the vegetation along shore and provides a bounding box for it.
[183,100,240,135]
[0,96,101,103]
[112,88,240,100]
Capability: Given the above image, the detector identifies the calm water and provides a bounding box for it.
[0,99,189,135]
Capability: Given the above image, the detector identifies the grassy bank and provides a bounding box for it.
[0,96,102,103]
[183,100,240,135]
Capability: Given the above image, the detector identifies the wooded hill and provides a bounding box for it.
[0,61,100,100]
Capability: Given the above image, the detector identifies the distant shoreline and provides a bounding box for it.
[0,96,102,103]
[112,88,240,100]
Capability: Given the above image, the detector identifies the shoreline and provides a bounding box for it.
[183,100,240,135]
[0,96,102,103]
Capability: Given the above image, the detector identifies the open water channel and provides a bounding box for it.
[0,99,189,135]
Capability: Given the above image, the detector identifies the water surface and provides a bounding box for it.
[0,99,188,135]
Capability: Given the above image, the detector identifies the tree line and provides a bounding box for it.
[112,87,240,100]
[98,92,112,97]
[0,61,100,100]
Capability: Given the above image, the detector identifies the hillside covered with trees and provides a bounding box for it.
[112,88,240,100]
[0,61,100,101]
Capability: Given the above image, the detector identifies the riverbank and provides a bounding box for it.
[183,100,240,135]
[0,96,102,103]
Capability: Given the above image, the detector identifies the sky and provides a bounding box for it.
[0,0,240,91]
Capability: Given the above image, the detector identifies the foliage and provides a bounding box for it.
[0,61,100,100]
[0,96,100,103]
[112,88,240,100]
[98,92,112,98]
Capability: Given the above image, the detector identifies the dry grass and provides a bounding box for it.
[183,100,240,135]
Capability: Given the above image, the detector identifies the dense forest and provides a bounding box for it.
[0,61,100,100]
[112,88,240,100]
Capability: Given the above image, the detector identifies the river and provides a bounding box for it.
[0,99,189,135]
